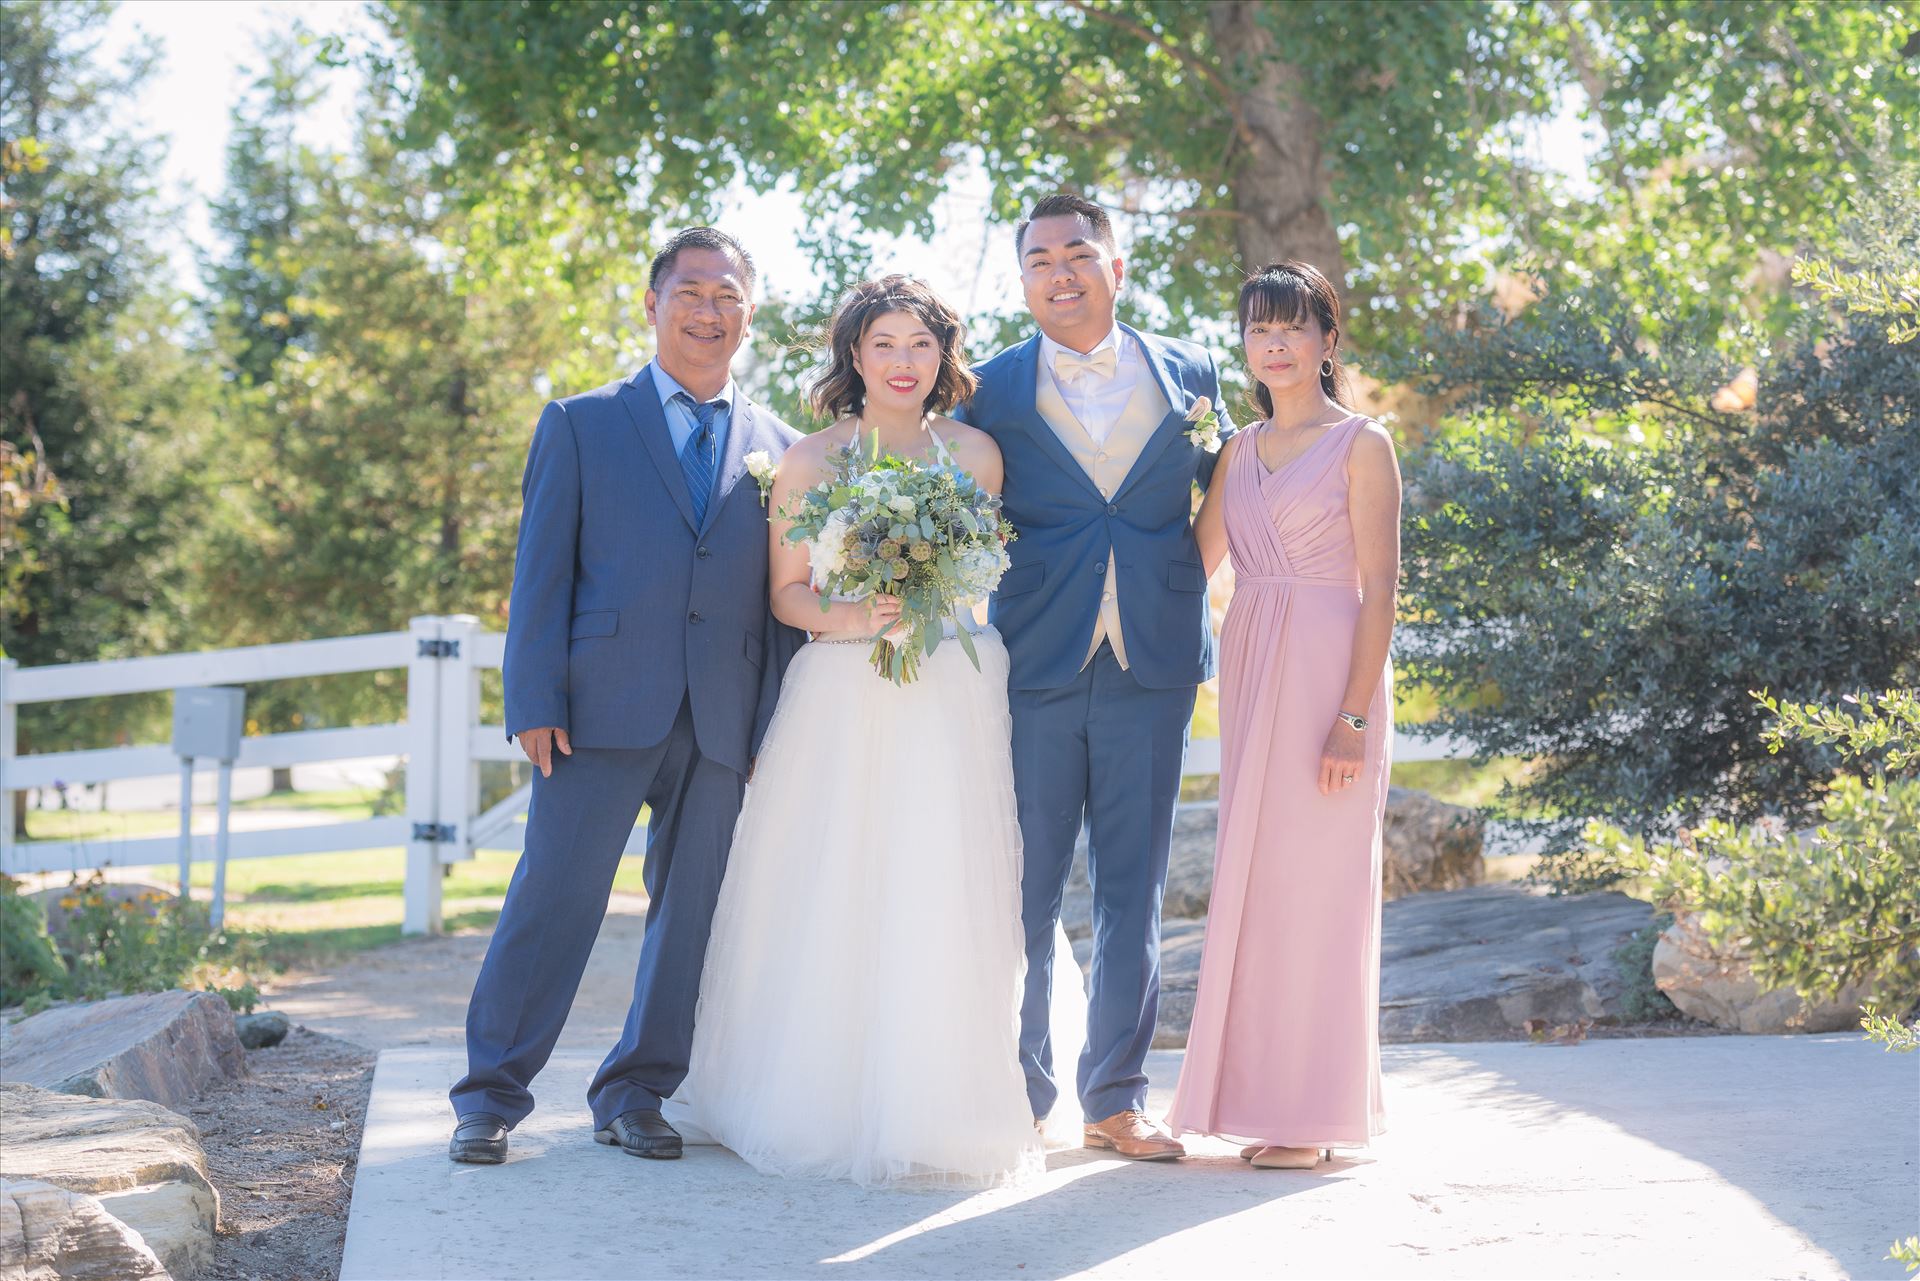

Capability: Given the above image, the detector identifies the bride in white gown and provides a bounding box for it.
[672,276,1083,1188]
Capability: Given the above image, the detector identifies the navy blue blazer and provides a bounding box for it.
[501,366,804,775]
[958,325,1230,691]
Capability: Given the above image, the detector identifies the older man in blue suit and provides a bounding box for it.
[449,228,803,1164]
[958,193,1229,1161]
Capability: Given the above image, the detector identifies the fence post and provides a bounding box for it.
[1,657,17,875]
[403,617,445,935]
[436,615,480,868]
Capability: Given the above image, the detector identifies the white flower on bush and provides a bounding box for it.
[888,495,917,517]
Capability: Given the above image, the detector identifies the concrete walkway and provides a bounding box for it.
[342,1036,1915,1279]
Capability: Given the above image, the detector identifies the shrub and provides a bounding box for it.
[0,874,67,1005]
[1586,691,1920,1033]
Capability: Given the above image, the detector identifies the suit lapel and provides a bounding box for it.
[701,396,757,535]
[617,366,699,533]
[1004,336,1106,503]
[1111,326,1196,503]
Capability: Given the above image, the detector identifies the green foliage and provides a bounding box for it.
[380,0,1915,380]
[1394,281,1920,855]
[1,1,220,755]
[46,873,245,1004]
[0,874,67,1005]
[1586,691,1920,1030]
[1888,1236,1920,1275]
[1611,912,1680,1023]
[1789,164,1920,344]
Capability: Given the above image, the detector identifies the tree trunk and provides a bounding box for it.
[1207,2,1350,295]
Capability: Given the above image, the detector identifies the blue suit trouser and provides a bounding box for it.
[1011,643,1196,1122]
[450,701,744,1129]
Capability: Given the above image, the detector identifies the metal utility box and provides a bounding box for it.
[172,686,246,762]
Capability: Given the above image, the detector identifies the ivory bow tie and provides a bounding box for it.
[1053,345,1118,385]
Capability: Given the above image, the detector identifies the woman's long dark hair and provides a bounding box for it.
[1237,261,1351,418]
[808,276,979,420]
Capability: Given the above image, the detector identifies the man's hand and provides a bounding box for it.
[520,727,572,778]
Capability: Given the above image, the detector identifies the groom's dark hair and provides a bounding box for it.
[649,227,757,295]
[1015,192,1116,256]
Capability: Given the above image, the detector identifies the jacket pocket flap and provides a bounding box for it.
[996,562,1045,599]
[1167,561,1207,593]
[570,609,618,639]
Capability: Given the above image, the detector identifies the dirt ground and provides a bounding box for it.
[187,1027,376,1281]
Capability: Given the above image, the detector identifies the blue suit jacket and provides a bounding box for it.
[502,366,804,775]
[958,325,1229,691]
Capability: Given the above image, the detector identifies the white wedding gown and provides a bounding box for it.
[671,613,1087,1188]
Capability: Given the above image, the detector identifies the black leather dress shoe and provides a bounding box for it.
[449,1112,510,1164]
[593,1108,682,1159]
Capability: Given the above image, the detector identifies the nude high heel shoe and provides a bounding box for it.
[1248,1145,1329,1169]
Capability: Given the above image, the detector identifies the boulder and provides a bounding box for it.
[1382,786,1485,898]
[1142,883,1658,1047]
[0,1082,216,1279]
[1378,884,1655,1040]
[233,1010,290,1050]
[1060,791,1485,941]
[0,990,246,1108]
[1651,913,1871,1034]
[0,1177,170,1281]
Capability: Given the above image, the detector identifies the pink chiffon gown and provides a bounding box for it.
[1167,413,1389,1150]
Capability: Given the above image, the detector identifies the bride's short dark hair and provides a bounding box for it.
[808,276,979,421]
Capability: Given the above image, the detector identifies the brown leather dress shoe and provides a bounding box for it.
[1084,1110,1185,1161]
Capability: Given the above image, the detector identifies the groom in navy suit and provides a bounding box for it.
[959,193,1228,1160]
[449,228,803,1164]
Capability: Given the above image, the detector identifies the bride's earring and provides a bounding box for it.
[1320,356,1334,378]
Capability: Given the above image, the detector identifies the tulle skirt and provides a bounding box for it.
[671,626,1083,1188]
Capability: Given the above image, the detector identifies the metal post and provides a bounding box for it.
[403,616,445,935]
[210,760,234,927]
[177,758,196,898]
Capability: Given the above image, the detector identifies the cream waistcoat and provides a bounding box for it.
[1034,354,1172,670]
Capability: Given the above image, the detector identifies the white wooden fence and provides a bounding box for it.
[1,616,1463,936]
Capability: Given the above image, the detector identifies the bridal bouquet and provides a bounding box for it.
[780,439,1014,684]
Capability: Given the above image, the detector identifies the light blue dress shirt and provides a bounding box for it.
[648,359,735,464]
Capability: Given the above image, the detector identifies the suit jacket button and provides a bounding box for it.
[697,546,711,559]
[1094,562,1107,574]
[688,611,703,623]
[1106,504,1118,515]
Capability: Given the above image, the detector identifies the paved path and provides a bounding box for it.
[342,1036,1915,1279]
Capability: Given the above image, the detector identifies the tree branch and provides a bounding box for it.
[1060,0,1254,146]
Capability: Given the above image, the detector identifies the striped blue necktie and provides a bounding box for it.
[676,393,721,524]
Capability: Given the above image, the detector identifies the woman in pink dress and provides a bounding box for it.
[1167,261,1401,1170]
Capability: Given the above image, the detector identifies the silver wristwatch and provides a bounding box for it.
[1337,710,1368,732]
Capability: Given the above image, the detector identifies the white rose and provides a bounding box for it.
[888,495,917,517]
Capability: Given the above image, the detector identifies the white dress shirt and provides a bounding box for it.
[1039,324,1141,445]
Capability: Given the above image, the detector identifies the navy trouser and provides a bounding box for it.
[1011,642,1196,1122]
[450,701,744,1129]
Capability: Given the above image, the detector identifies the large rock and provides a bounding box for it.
[1060,792,1486,940]
[0,1177,170,1281]
[1652,913,1871,1034]
[0,1083,216,1279]
[1382,786,1485,898]
[0,990,246,1109]
[1144,883,1657,1047]
[1379,884,1655,1040]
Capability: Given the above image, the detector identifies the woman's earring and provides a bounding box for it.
[1320,357,1334,378]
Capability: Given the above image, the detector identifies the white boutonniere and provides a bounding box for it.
[1183,396,1221,453]
[745,449,777,504]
